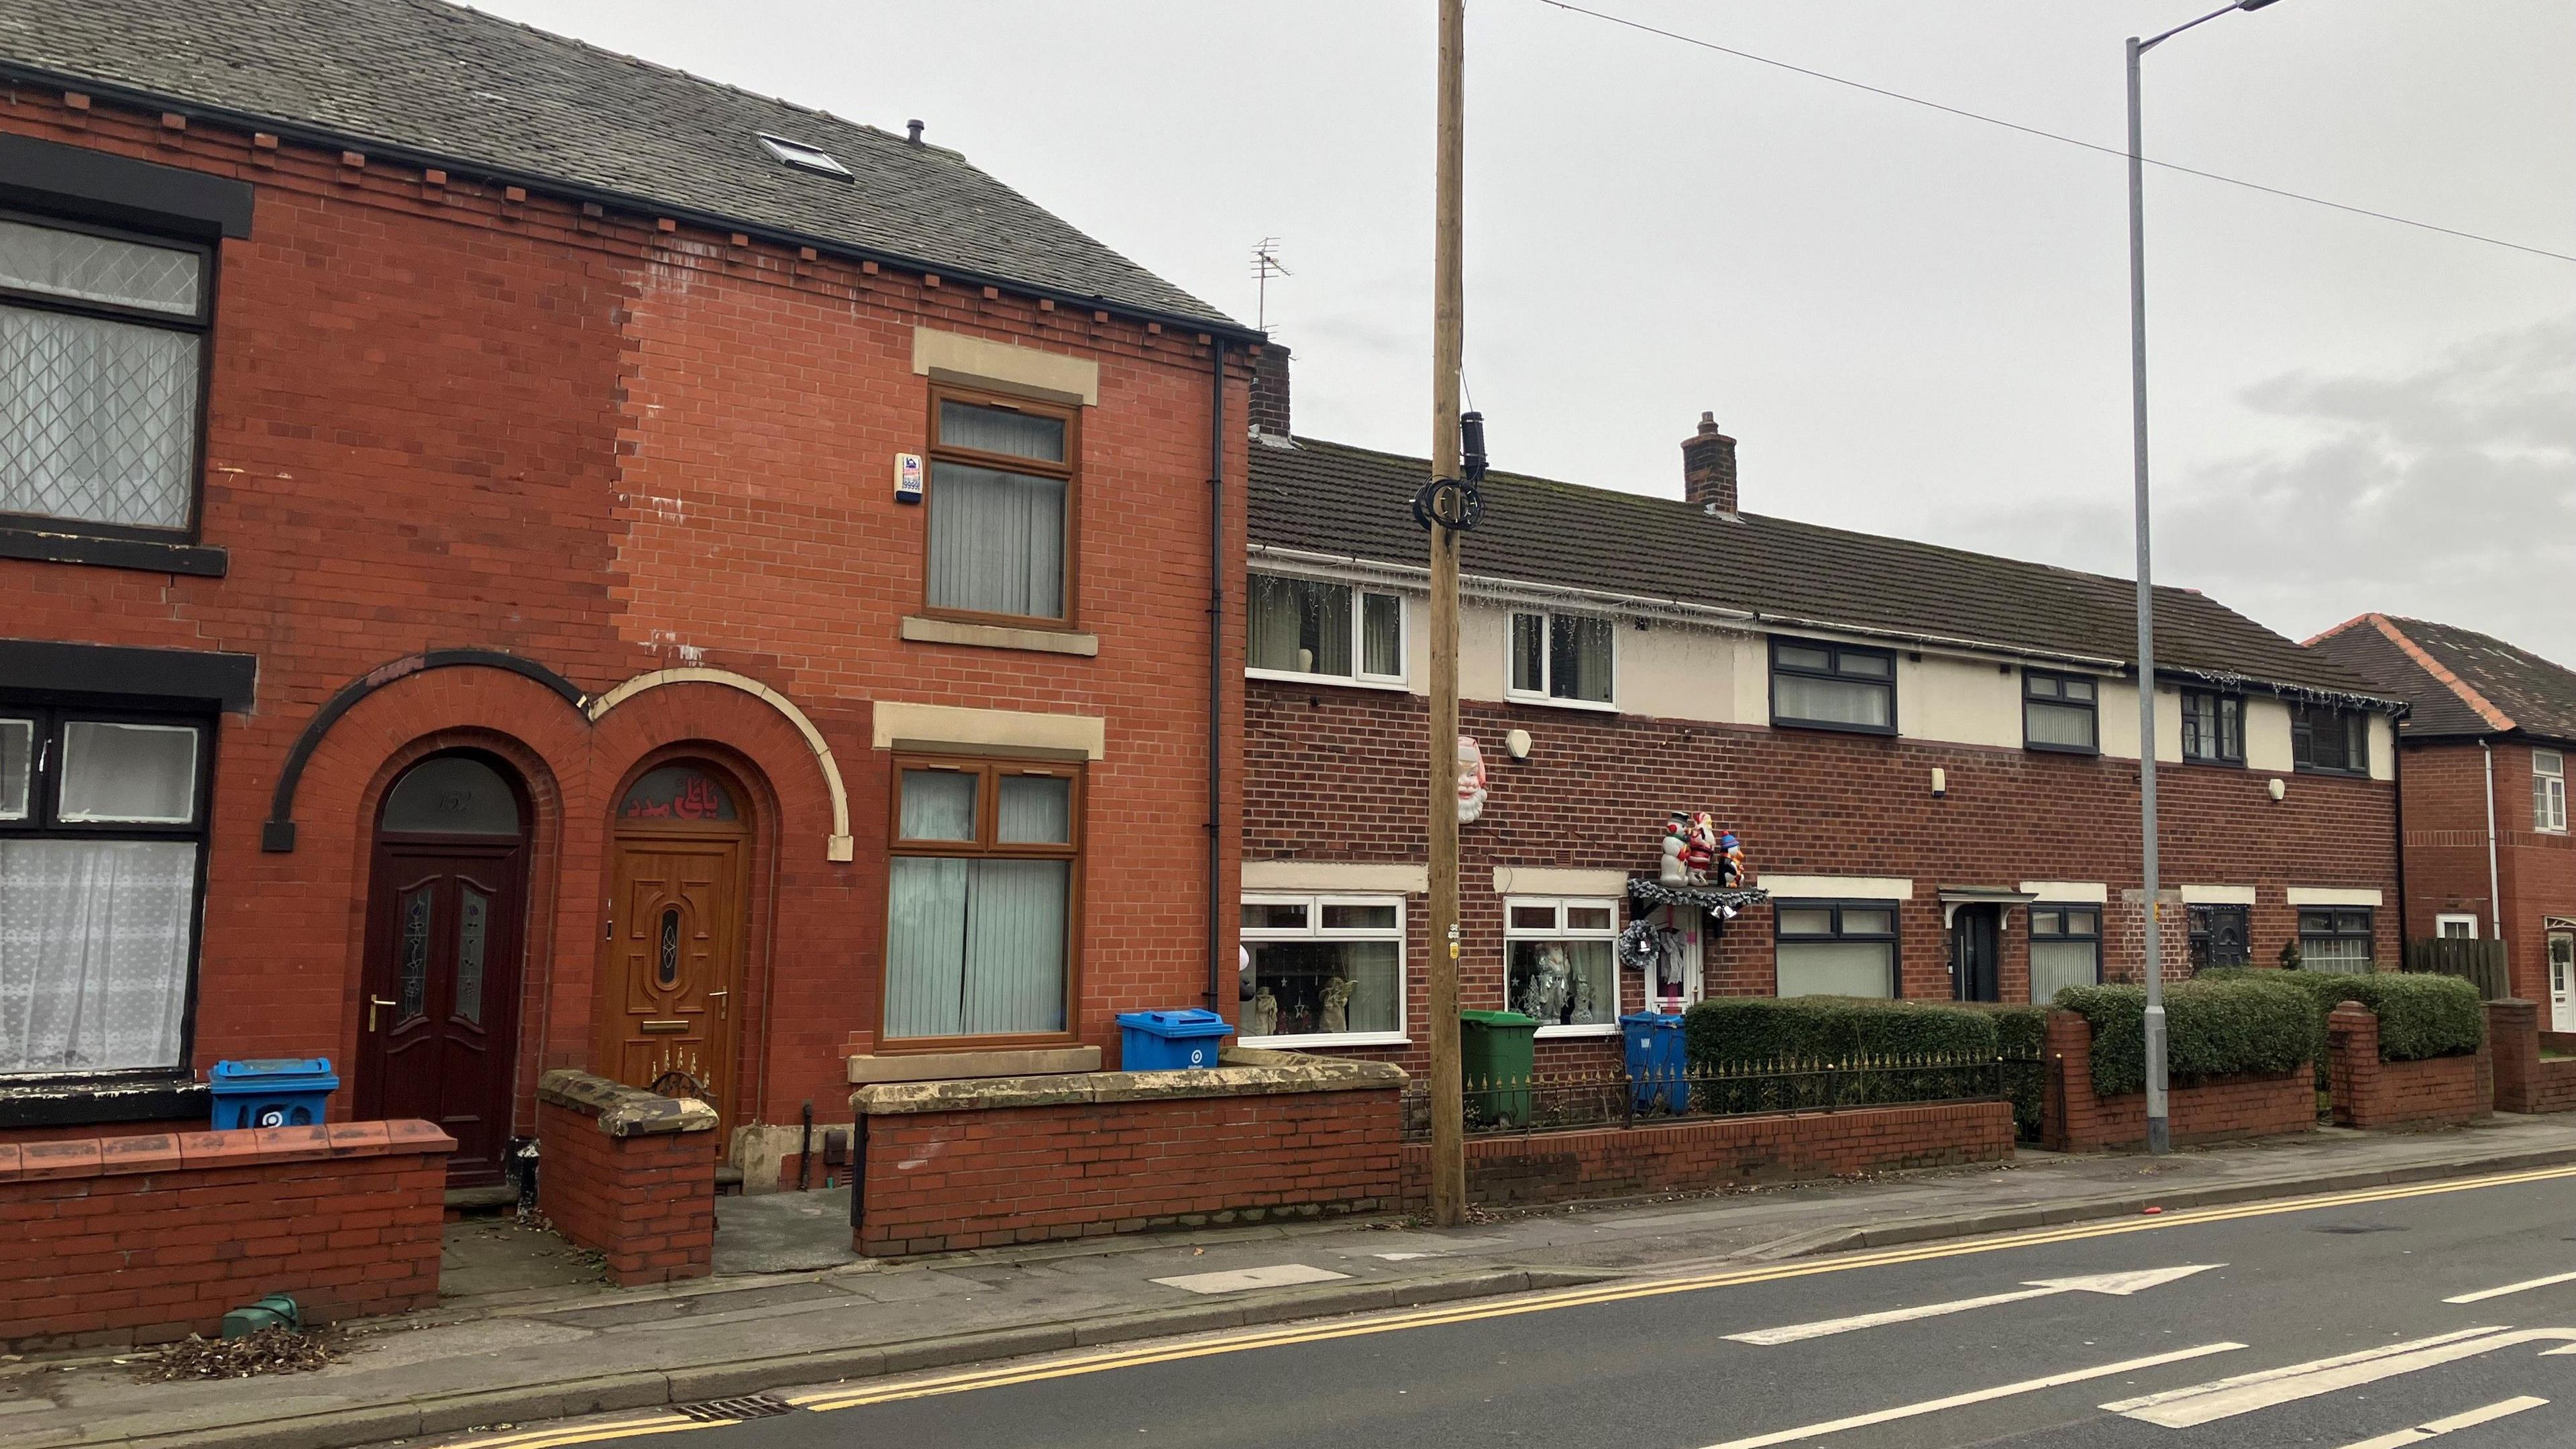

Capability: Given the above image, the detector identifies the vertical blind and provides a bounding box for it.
[883,857,1069,1038]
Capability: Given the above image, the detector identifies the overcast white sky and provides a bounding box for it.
[482,0,2576,663]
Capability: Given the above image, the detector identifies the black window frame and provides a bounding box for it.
[1772,897,1902,998]
[1769,638,1898,737]
[2027,902,2104,999]
[2290,702,2371,777]
[2297,906,2376,971]
[0,692,217,1099]
[2180,689,2246,766]
[2021,670,2102,756]
[0,204,219,546]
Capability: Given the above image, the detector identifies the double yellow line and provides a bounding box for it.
[445,1161,2576,1440]
[791,1163,2576,1412]
[437,1416,729,1449]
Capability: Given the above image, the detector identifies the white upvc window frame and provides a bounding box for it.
[1238,892,1407,1046]
[1244,574,1408,690]
[1504,610,1618,712]
[2434,914,2481,940]
[2536,749,2568,835]
[1503,895,1621,1037]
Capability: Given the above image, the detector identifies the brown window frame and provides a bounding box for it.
[919,384,1083,631]
[881,753,1085,1051]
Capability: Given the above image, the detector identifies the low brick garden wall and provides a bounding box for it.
[851,1048,1404,1257]
[1404,1099,2014,1210]
[2492,1001,2576,1114]
[0,1120,452,1350]
[2327,1003,2488,1130]
[2041,1009,2312,1152]
[535,1071,718,1286]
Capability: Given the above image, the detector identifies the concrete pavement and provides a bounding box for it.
[10,1114,2576,1449]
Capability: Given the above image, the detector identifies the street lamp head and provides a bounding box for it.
[2237,0,2285,9]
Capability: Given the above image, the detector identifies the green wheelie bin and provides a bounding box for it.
[1460,1009,1538,1127]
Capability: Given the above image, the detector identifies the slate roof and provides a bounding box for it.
[2310,614,2576,745]
[1250,435,2393,700]
[0,0,1242,331]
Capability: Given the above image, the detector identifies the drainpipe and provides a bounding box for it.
[2484,739,2506,948]
[1205,337,1229,1009]
[2390,729,2410,943]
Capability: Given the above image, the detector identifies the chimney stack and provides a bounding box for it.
[1682,412,1737,516]
[1250,343,1291,439]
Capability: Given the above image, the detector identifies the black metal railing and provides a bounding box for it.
[1399,1052,2019,1140]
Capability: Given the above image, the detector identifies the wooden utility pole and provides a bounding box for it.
[1425,0,1468,1228]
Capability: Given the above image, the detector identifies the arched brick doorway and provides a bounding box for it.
[594,759,755,1150]
[355,751,531,1187]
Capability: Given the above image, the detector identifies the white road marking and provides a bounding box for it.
[2447,1269,2576,1304]
[1150,1263,1352,1295]
[1724,1264,2223,1346]
[1375,1252,1435,1261]
[2104,1327,2576,1428]
[2340,1395,2551,1449]
[1695,1341,2245,1449]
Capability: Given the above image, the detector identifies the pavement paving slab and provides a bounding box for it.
[9,1113,2576,1449]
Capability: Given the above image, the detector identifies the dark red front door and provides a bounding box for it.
[357,838,527,1186]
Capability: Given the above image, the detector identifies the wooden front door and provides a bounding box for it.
[598,764,751,1148]
[357,754,531,1189]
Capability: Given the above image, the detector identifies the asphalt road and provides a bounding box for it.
[496,1169,2576,1449]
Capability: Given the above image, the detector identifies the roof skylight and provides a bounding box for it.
[757,133,850,178]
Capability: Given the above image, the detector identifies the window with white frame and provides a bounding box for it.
[1507,612,1613,707]
[1774,900,1898,998]
[2435,914,2479,940]
[1504,898,1619,1032]
[2536,749,2567,834]
[1238,896,1403,1043]
[2298,908,2374,974]
[2028,904,2101,1003]
[1247,575,1403,684]
[1,707,208,1077]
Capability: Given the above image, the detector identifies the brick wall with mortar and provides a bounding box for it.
[1248,682,2398,1077]
[1401,1100,2012,1210]
[2398,740,2576,1006]
[535,1097,714,1286]
[2326,1004,2489,1130]
[2489,1000,2576,1114]
[2041,1009,2314,1152]
[0,96,1247,1155]
[853,1087,1403,1256]
[0,1120,451,1349]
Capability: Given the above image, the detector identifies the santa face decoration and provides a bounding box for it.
[1457,733,1489,824]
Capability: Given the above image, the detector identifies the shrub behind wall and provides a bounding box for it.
[1684,996,2000,1066]
[2055,978,2315,1098]
[2200,967,2483,1062]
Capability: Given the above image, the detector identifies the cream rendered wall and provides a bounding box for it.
[2245,698,2295,773]
[1619,622,1747,723]
[1897,654,2023,749]
[1460,601,1509,702]
[2096,680,2184,763]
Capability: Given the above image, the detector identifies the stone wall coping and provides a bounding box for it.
[0,1119,454,1183]
[851,1046,1407,1116]
[538,1069,719,1138]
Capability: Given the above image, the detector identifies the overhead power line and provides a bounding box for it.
[1532,0,2576,266]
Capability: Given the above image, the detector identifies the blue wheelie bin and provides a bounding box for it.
[209,1058,339,1129]
[1620,1012,1688,1114]
[1116,1009,1234,1070]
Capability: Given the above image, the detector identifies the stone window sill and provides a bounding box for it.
[901,615,1099,657]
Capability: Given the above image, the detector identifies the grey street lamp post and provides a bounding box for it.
[2130,0,2282,1156]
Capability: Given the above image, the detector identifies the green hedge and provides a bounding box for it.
[1957,1003,2049,1140]
[2055,977,2316,1098]
[1683,995,1998,1065]
[2200,967,2483,1063]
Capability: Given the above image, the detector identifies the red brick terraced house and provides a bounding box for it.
[2311,615,2576,1026]
[0,0,1257,1191]
[1239,362,2408,1077]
